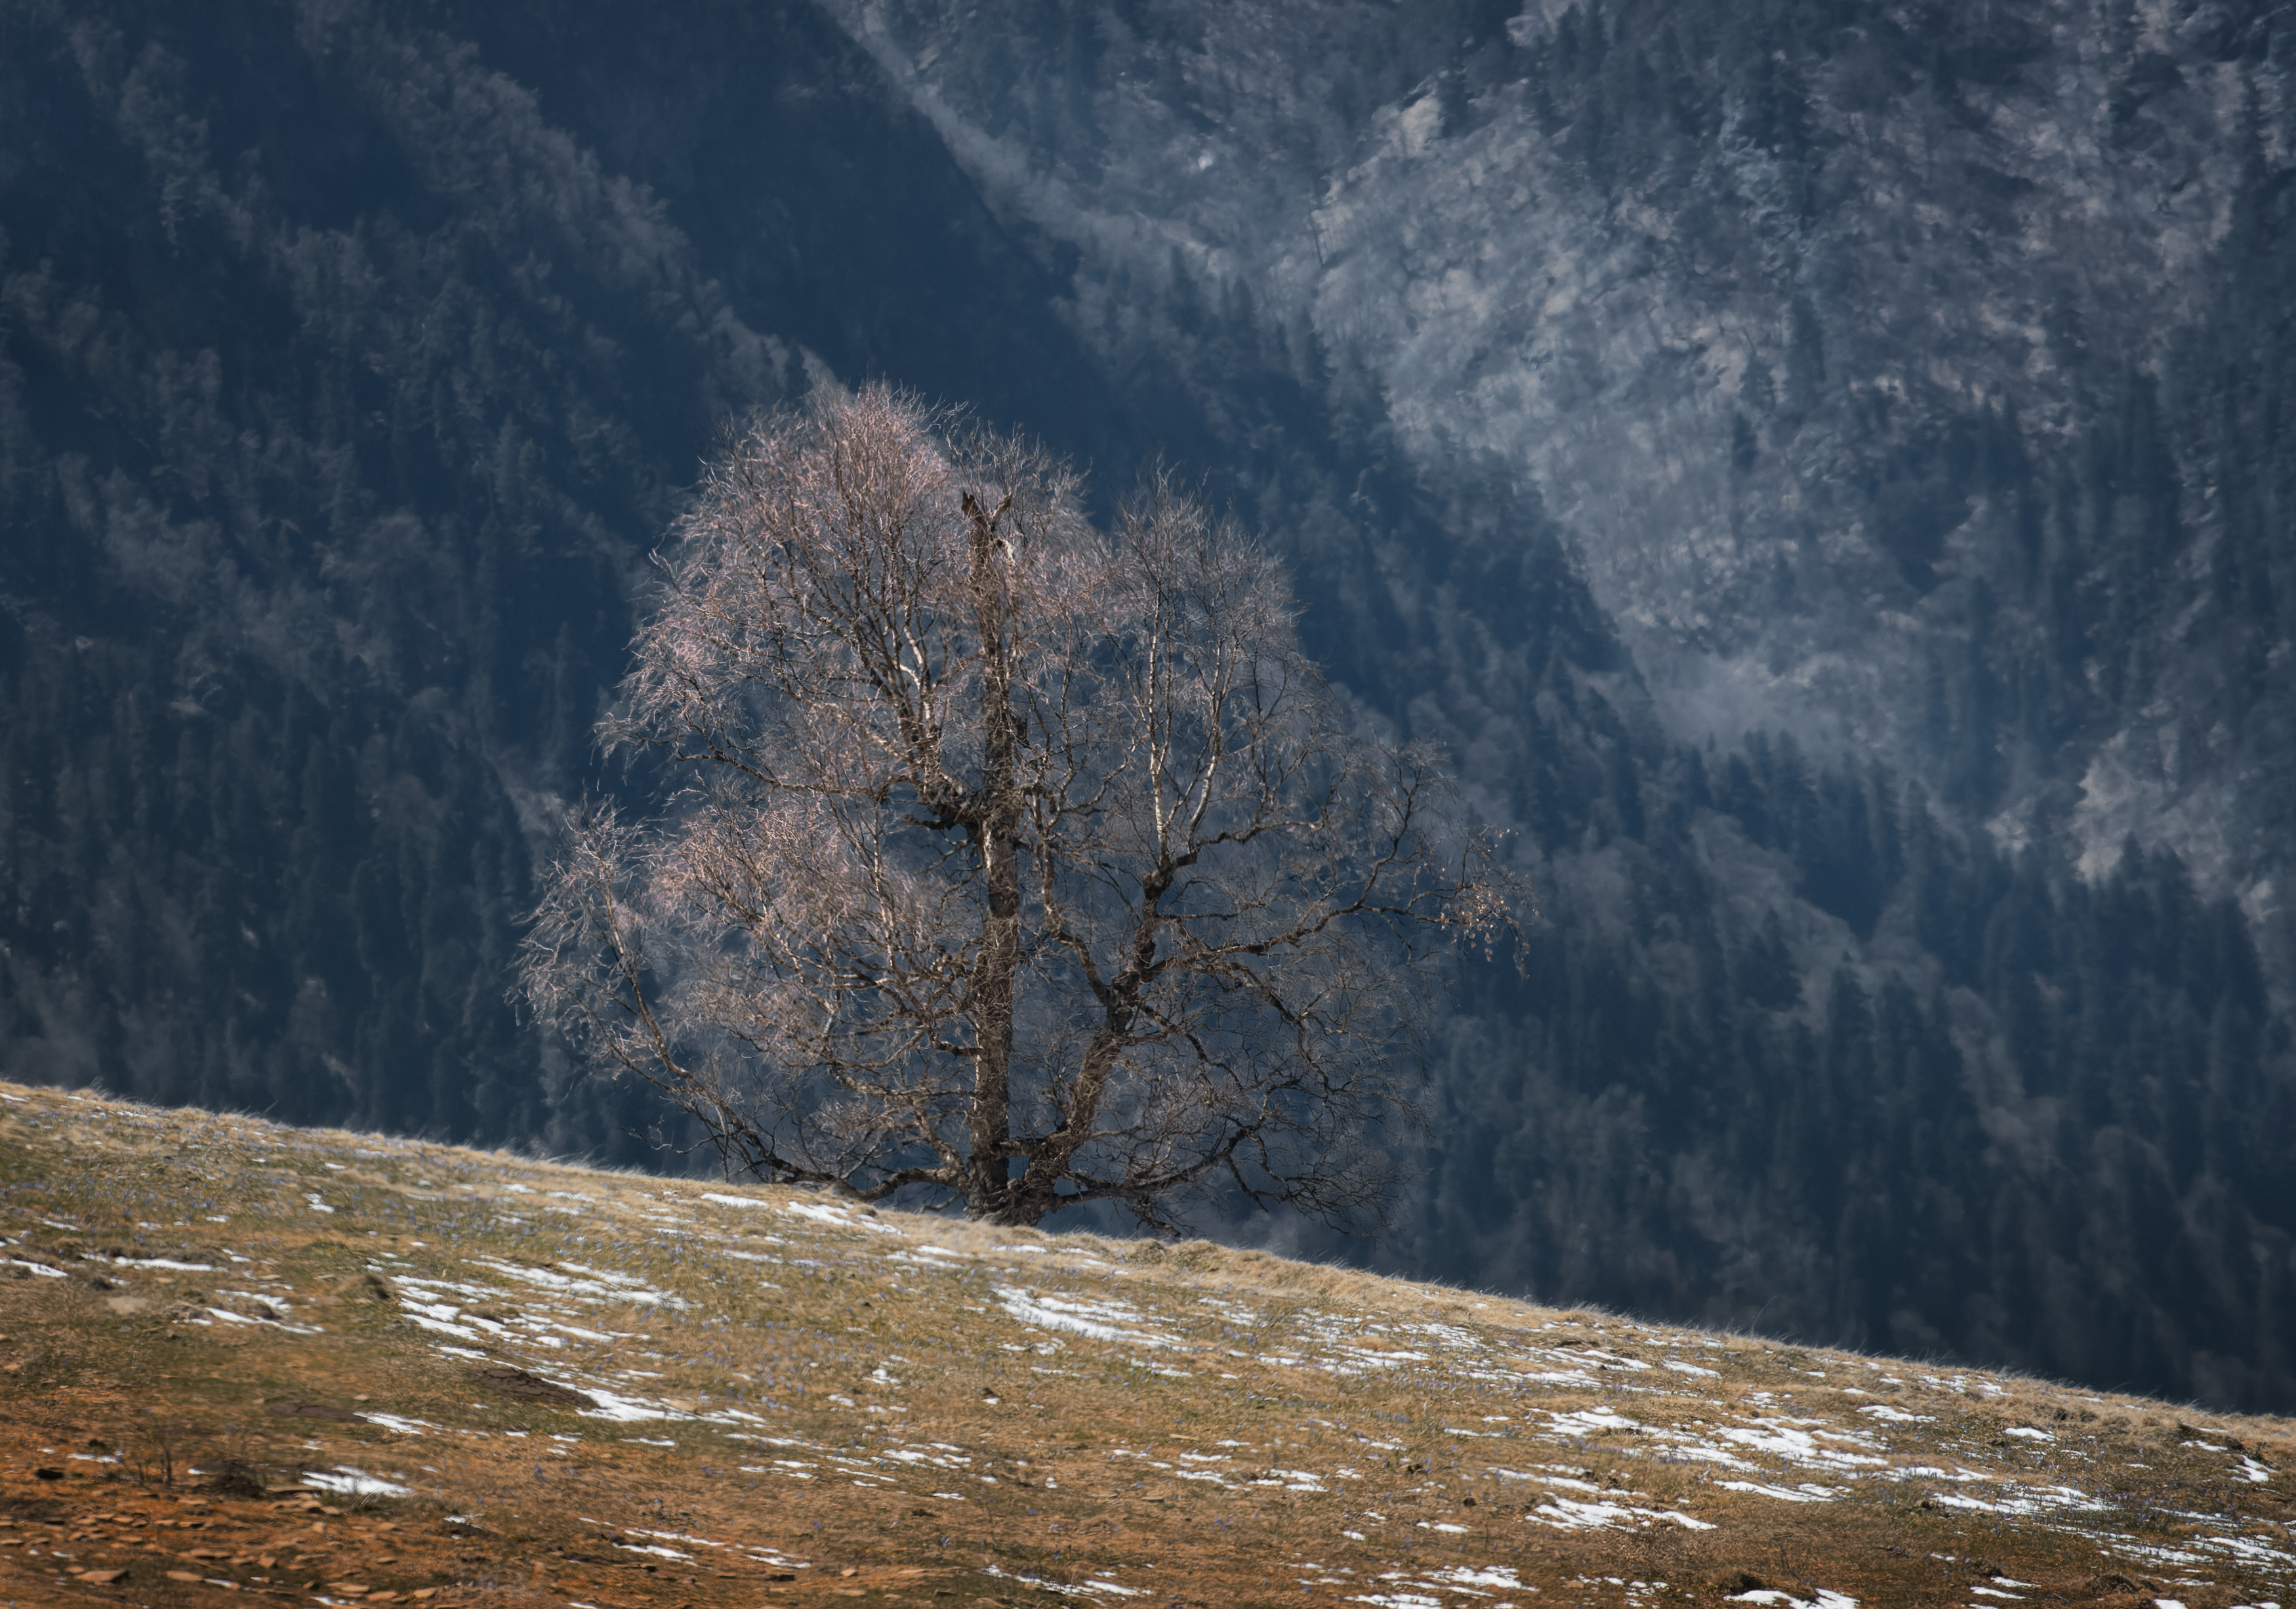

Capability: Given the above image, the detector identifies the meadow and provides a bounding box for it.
[0,1079,2289,1609]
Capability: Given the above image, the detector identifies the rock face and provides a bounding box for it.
[826,0,2294,905]
[1,0,2291,1408]
[813,0,2296,1410]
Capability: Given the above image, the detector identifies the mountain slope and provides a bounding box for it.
[3,1079,2295,1609]
[823,0,2296,894]
[2,0,2293,1411]
[807,0,2296,1409]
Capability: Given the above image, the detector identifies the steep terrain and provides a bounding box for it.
[3,1079,2295,1609]
[827,0,2296,893]
[1,0,2292,1410]
[806,0,2296,1411]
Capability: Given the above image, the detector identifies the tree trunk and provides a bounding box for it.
[963,495,1025,1222]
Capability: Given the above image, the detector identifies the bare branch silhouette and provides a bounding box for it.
[520,386,1523,1230]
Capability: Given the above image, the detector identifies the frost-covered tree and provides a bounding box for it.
[520,387,1517,1229]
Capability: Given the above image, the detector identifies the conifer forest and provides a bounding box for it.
[3,0,2293,1410]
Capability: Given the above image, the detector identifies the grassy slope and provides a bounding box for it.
[0,1080,2290,1609]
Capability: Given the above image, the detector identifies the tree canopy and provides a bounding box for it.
[520,387,1517,1228]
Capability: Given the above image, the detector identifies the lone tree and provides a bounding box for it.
[521,387,1518,1230]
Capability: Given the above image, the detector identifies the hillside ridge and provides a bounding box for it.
[0,1079,2291,1608]
[5,0,2293,1413]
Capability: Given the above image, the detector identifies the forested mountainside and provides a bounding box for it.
[3,0,2293,1409]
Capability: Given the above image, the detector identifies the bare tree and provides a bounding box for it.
[520,386,1519,1230]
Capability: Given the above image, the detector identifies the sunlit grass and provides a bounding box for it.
[0,1079,2290,1609]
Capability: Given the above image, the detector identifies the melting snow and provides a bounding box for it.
[994,1286,1179,1348]
[1717,1480,1839,1502]
[1710,1420,1888,1470]
[360,1413,437,1436]
[302,1467,412,1497]
[781,1202,903,1234]
[1427,1564,1527,1590]
[579,1387,687,1423]
[1727,1593,1857,1609]
[1528,1495,1717,1533]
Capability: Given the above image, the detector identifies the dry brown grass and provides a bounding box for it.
[0,1079,2289,1609]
